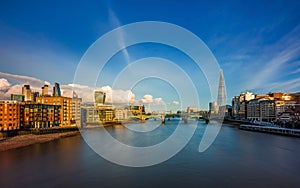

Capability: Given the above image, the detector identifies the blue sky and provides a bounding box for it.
[0,0,300,111]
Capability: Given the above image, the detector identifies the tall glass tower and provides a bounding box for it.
[53,82,61,97]
[217,70,226,106]
[94,91,106,105]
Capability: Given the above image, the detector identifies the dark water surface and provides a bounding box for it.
[1,122,300,188]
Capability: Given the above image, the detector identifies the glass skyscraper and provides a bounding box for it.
[53,82,61,97]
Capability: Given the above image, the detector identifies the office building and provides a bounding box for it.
[209,101,218,114]
[231,91,255,120]
[32,91,39,102]
[231,96,240,118]
[115,106,130,121]
[53,82,61,97]
[98,105,115,122]
[36,96,73,126]
[94,91,106,106]
[22,103,61,129]
[0,100,22,131]
[81,105,99,126]
[22,85,32,101]
[291,92,300,112]
[41,84,49,96]
[245,92,298,122]
[187,106,198,114]
[11,94,24,102]
[71,96,82,127]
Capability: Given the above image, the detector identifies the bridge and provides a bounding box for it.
[128,113,204,124]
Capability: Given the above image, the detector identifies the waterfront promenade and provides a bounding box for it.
[240,124,300,137]
[0,131,79,152]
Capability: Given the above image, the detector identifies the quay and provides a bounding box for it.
[240,124,300,137]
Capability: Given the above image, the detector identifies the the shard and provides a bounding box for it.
[217,70,226,115]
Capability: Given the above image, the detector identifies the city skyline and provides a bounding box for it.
[1,1,300,111]
[1,2,300,186]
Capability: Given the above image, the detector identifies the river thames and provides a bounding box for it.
[1,121,300,187]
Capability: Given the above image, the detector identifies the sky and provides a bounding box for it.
[0,0,300,111]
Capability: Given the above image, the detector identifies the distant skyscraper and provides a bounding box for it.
[217,70,226,106]
[53,82,61,97]
[73,91,78,98]
[41,85,49,96]
[217,70,226,116]
[11,94,25,102]
[209,101,218,114]
[94,91,106,105]
[22,85,32,101]
[31,91,40,102]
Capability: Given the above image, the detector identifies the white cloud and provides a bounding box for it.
[93,86,135,104]
[0,72,48,88]
[65,84,146,104]
[61,84,94,101]
[170,101,179,105]
[140,94,153,104]
[0,78,22,100]
[0,72,52,100]
[4,85,23,98]
[0,72,170,106]
[154,98,163,105]
[0,78,11,88]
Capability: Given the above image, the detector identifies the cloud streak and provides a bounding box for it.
[0,72,47,87]
[249,25,300,89]
[108,8,130,64]
[220,24,300,97]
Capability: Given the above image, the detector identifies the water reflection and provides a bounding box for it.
[1,123,300,187]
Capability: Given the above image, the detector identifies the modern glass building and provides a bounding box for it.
[52,82,61,97]
[94,91,106,105]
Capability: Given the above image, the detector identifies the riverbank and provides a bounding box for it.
[0,131,80,152]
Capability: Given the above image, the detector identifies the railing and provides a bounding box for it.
[240,124,300,136]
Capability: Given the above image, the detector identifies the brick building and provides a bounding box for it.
[0,100,22,131]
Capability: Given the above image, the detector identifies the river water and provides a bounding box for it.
[1,121,300,187]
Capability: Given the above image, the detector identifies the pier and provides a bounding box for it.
[240,124,300,137]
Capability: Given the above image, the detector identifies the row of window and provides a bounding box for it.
[0,114,19,116]
[0,123,18,127]
[0,118,19,121]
